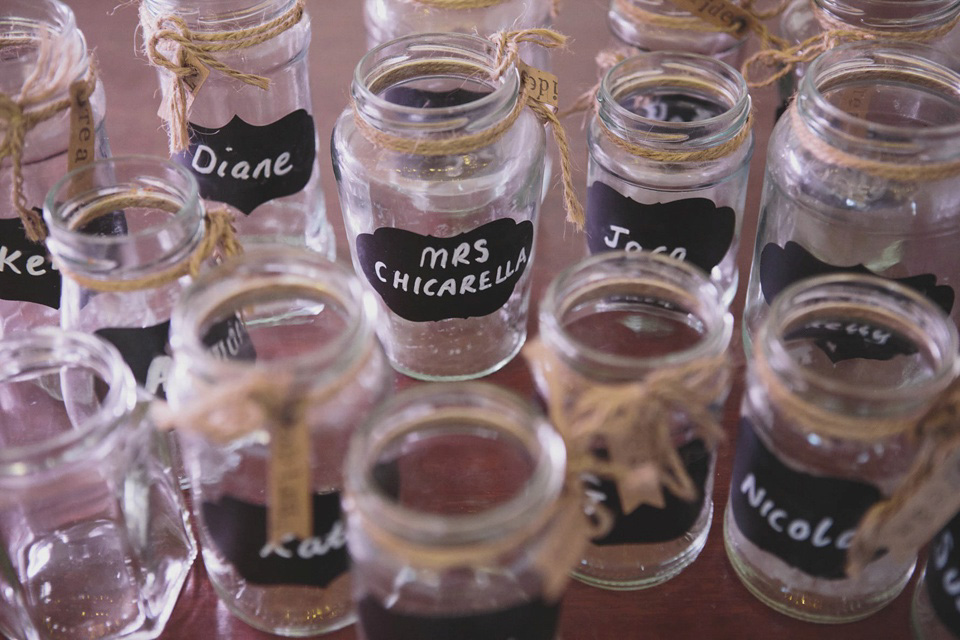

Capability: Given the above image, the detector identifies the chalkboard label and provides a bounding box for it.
[96,321,172,397]
[201,492,348,589]
[357,596,560,640]
[175,109,316,215]
[202,314,257,362]
[356,218,534,323]
[0,218,61,310]
[729,419,882,580]
[585,439,711,546]
[586,182,735,273]
[926,511,960,634]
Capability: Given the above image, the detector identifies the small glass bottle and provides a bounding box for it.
[743,42,960,351]
[0,328,195,640]
[344,382,580,640]
[587,52,752,305]
[534,251,733,589]
[726,274,959,623]
[332,33,546,381]
[0,0,109,337]
[166,247,392,636]
[139,0,334,257]
[914,511,960,639]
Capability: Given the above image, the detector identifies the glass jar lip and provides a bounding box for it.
[346,382,567,546]
[0,0,89,90]
[799,41,960,143]
[759,273,960,405]
[141,0,296,26]
[43,155,202,246]
[0,328,136,473]
[814,0,960,28]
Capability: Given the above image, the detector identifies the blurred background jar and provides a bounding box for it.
[742,42,960,352]
[166,247,392,636]
[0,328,195,640]
[139,0,334,257]
[0,0,109,338]
[914,511,960,640]
[726,274,958,622]
[586,52,752,305]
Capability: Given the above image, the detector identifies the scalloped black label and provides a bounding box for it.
[586,182,735,272]
[356,219,534,323]
[926,511,960,633]
[0,218,61,310]
[175,110,316,215]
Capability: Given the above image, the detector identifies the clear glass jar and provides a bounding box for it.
[344,382,576,640]
[0,328,195,640]
[608,0,748,64]
[587,52,752,306]
[140,0,334,257]
[726,274,959,623]
[535,251,733,590]
[742,42,960,352]
[0,0,108,338]
[166,247,392,636]
[332,33,546,381]
[914,511,960,640]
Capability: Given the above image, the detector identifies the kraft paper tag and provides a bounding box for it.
[519,61,559,109]
[268,415,314,544]
[68,79,95,172]
[839,85,872,121]
[665,0,760,37]
[181,49,210,96]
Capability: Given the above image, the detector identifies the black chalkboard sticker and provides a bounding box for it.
[0,218,61,310]
[96,321,171,397]
[586,182,736,273]
[356,218,535,323]
[174,109,316,215]
[926,511,960,633]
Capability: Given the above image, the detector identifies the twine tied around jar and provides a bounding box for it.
[52,191,242,292]
[140,0,305,154]
[408,0,563,18]
[351,29,585,229]
[523,338,730,516]
[614,0,787,46]
[0,31,97,244]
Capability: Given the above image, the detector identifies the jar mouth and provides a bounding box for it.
[346,382,566,547]
[814,0,960,30]
[539,252,732,379]
[0,0,88,96]
[0,329,136,474]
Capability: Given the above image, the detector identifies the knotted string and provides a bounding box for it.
[409,0,563,17]
[614,0,787,48]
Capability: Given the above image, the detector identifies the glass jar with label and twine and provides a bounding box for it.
[0,0,106,338]
[726,273,959,623]
[332,29,582,381]
[139,0,334,257]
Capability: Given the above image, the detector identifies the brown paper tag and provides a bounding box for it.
[519,61,559,109]
[268,416,314,544]
[68,80,95,172]
[665,0,760,37]
[839,85,872,121]
[181,49,210,96]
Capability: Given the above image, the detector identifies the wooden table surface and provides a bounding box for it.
[65,0,917,638]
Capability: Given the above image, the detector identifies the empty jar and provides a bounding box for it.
[0,328,195,640]
[914,511,960,639]
[586,51,752,305]
[726,274,958,622]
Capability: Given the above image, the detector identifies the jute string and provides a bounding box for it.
[0,32,97,244]
[523,337,729,515]
[54,192,242,292]
[141,0,305,153]
[408,0,563,18]
[352,29,585,229]
[742,0,960,87]
[614,0,787,47]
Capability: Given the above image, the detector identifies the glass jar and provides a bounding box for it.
[533,251,733,589]
[166,247,392,636]
[344,382,582,640]
[726,274,958,622]
[587,52,752,305]
[332,33,546,381]
[914,511,960,640]
[0,328,195,640]
[139,0,334,257]
[0,0,108,338]
[742,42,960,352]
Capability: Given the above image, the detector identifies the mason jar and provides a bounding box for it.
[0,328,195,640]
[332,33,546,380]
[533,251,733,589]
[166,247,392,636]
[914,511,960,640]
[344,382,583,640]
[587,52,752,305]
[742,42,960,352]
[139,0,334,257]
[726,274,959,622]
[0,0,109,338]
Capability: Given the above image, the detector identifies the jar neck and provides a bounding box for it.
[141,0,296,30]
[813,0,960,33]
[44,156,204,283]
[795,41,960,164]
[597,52,750,152]
[352,32,521,139]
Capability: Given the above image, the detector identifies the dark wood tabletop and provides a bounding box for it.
[67,0,916,638]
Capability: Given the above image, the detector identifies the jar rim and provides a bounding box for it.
[814,0,960,29]
[0,0,89,95]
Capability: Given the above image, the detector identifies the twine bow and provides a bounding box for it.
[141,0,305,153]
